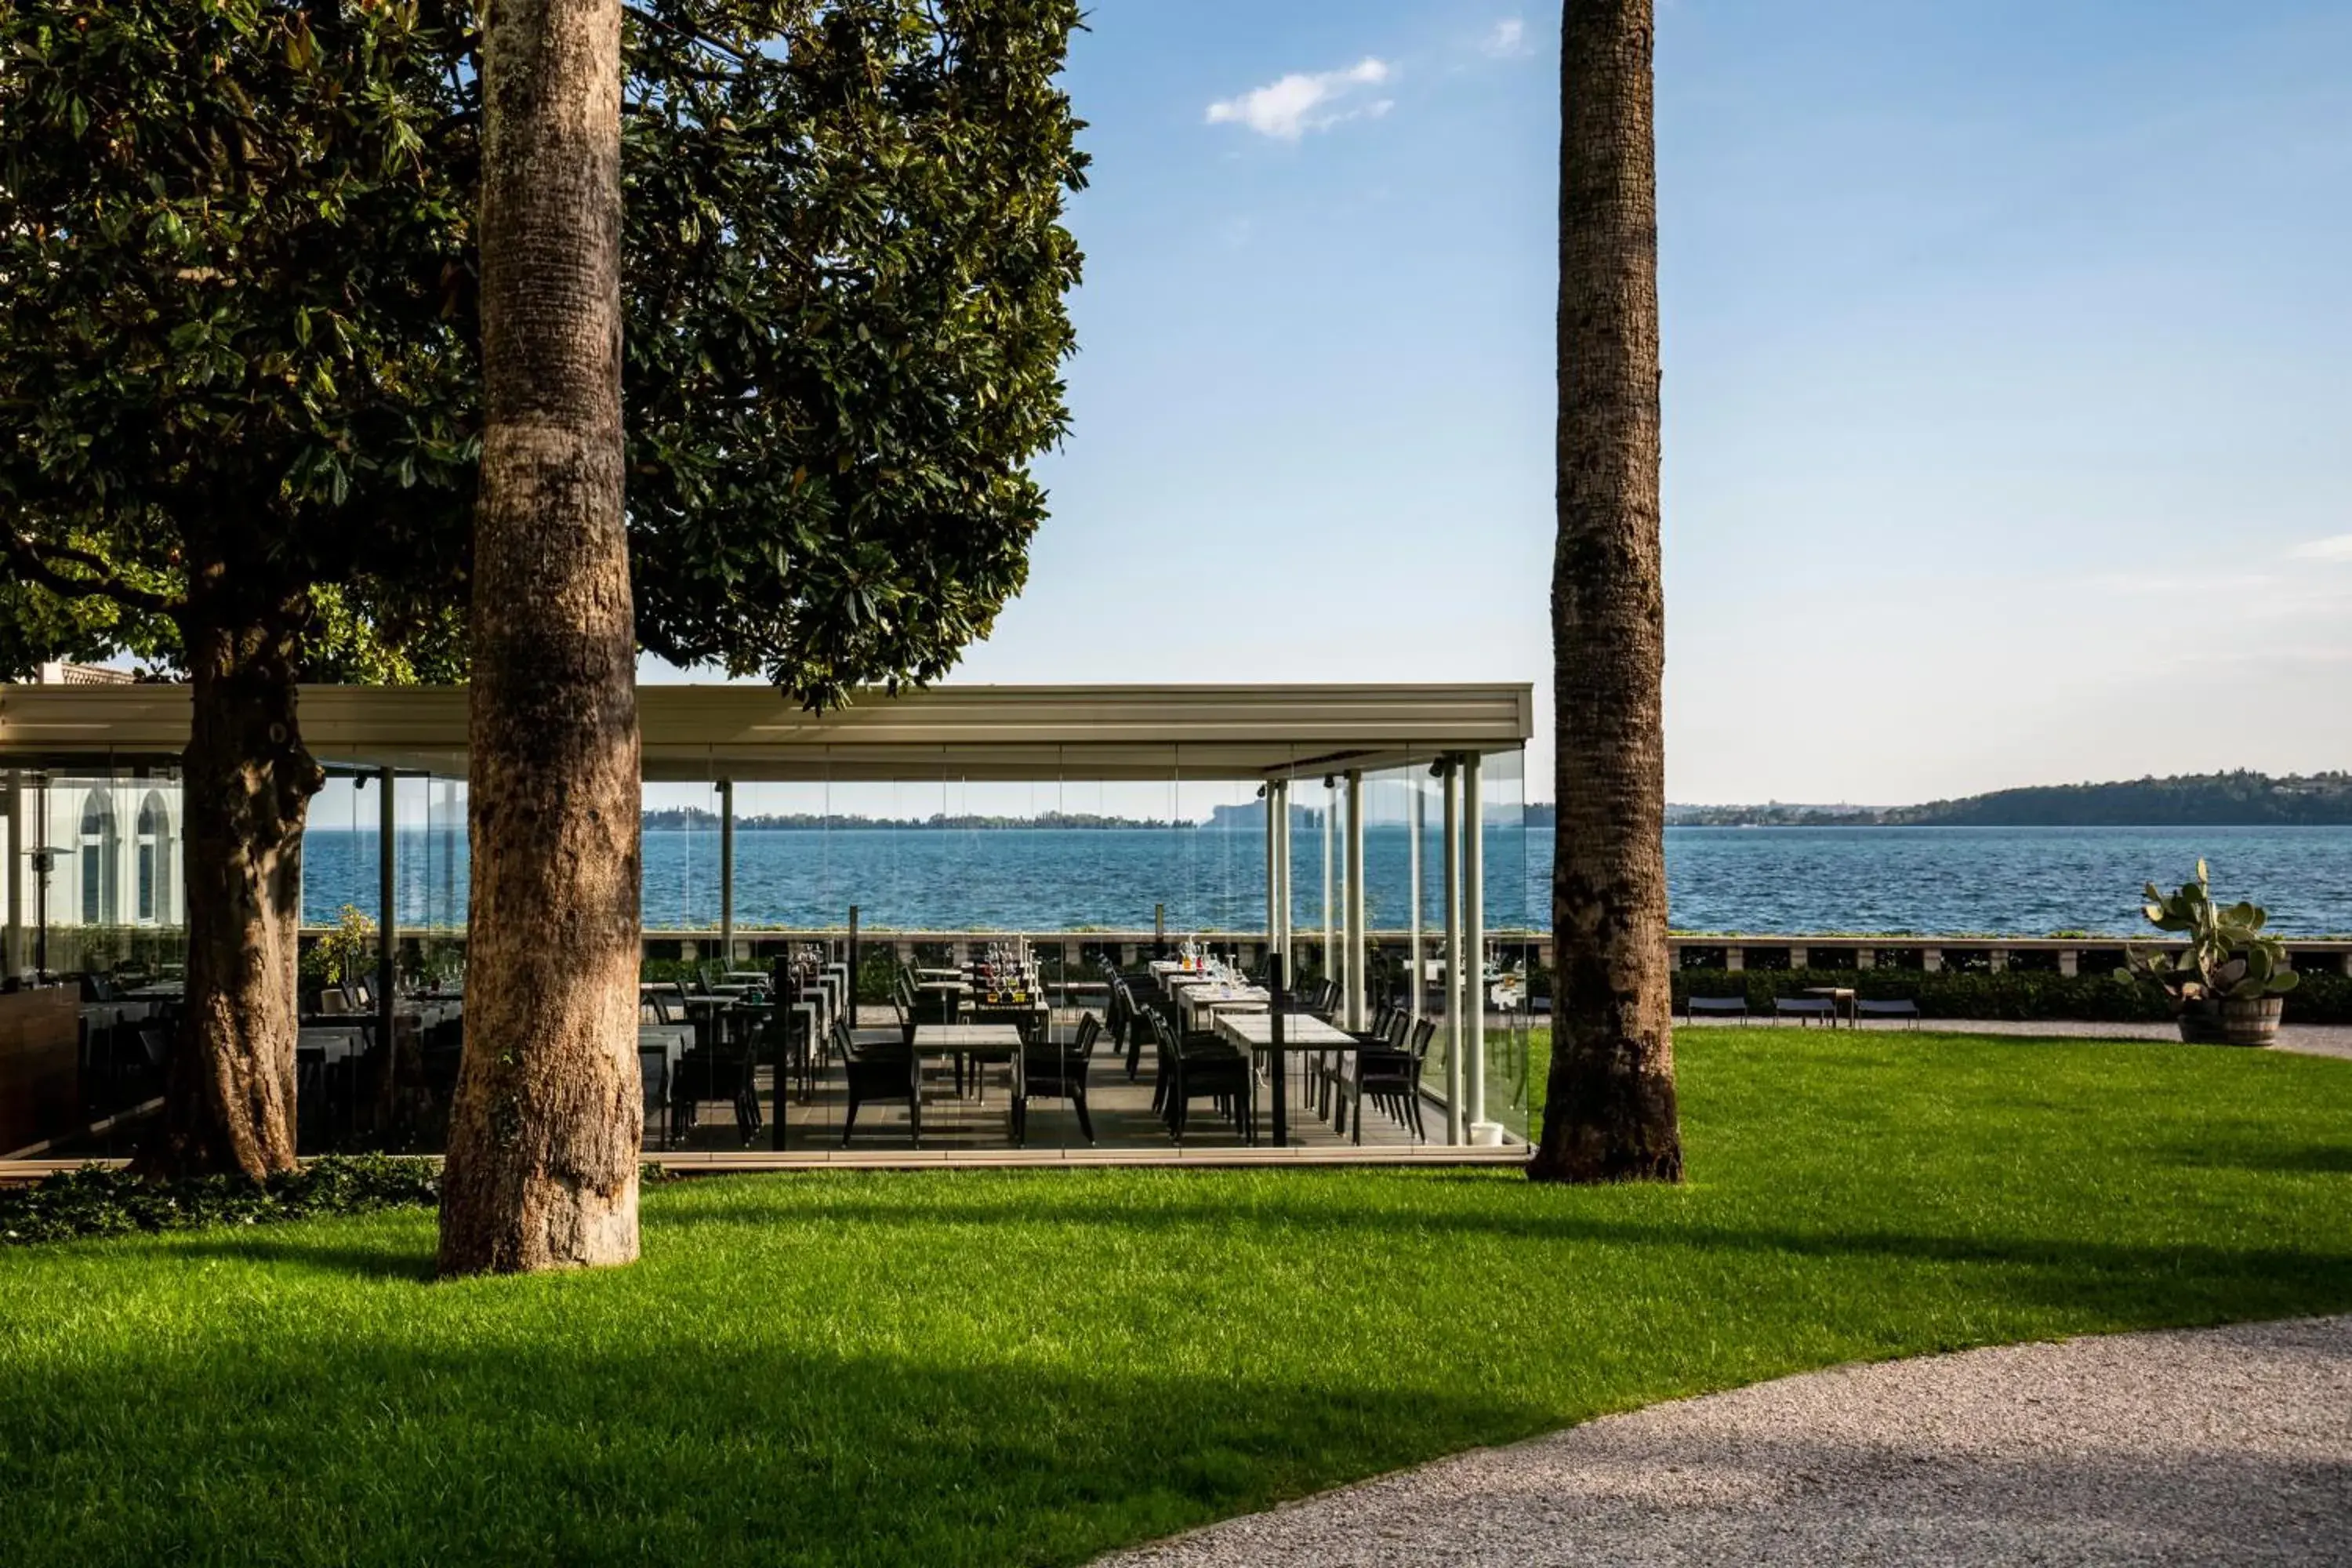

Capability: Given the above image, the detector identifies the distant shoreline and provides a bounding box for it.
[303,818,2352,833]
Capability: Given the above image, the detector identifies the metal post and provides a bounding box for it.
[1408,768,1423,1022]
[1465,753,1500,1145]
[4,774,22,982]
[1441,756,1464,1144]
[374,769,398,1144]
[31,771,50,981]
[718,779,735,962]
[1267,951,1286,1147]
[1344,770,1365,1030]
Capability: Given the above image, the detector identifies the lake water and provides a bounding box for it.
[299,823,2352,938]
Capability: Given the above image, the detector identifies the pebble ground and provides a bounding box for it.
[1096,1317,2352,1566]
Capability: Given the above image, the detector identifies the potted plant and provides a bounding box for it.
[2118,862,2299,1045]
[300,905,380,1002]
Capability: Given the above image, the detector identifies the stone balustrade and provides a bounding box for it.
[308,926,2352,981]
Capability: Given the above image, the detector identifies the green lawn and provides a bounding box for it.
[7,1028,2352,1566]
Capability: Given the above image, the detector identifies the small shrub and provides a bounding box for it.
[0,1154,440,1247]
[1674,966,2352,1025]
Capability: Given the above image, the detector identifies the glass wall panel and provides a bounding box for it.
[0,768,190,1160]
[303,771,377,934]
[1479,749,1533,1143]
[643,782,721,938]
[387,773,470,993]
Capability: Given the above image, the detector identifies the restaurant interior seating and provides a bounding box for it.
[1150,1008,1252,1144]
[1348,1017,1436,1143]
[637,1044,673,1147]
[1014,1011,1101,1144]
[670,1013,762,1145]
[836,1016,919,1145]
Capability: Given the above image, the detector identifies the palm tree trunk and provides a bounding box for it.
[1529,0,1683,1184]
[437,0,642,1274]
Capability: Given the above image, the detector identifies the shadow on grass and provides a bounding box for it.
[164,1232,439,1283]
[2168,1142,2352,1176]
[12,1173,2352,1566]
[650,1185,2352,1303]
[0,1328,1543,1568]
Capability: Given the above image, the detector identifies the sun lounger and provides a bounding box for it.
[1684,995,1748,1022]
[1854,997,1922,1027]
[1772,996,1837,1025]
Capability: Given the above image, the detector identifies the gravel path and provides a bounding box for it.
[1094,1317,2352,1566]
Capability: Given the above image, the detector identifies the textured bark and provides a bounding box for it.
[1529,0,1684,1185]
[437,0,641,1275]
[137,610,321,1180]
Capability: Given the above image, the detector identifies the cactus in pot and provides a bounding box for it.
[2117,861,2298,1044]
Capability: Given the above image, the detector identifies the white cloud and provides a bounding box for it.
[2289,534,2352,562]
[1206,58,1395,141]
[1482,18,1529,57]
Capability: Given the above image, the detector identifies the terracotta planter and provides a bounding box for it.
[2220,995,2285,1047]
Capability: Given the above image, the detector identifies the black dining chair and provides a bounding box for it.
[1014,1012,1101,1145]
[637,1044,673,1149]
[836,1018,920,1146]
[1317,1005,1403,1124]
[1349,1017,1436,1143]
[1154,1011,1252,1145]
[1105,979,1136,1080]
[670,1022,760,1147]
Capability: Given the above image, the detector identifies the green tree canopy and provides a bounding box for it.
[0,0,1085,1177]
[0,0,1087,698]
[0,0,477,682]
[626,0,1087,702]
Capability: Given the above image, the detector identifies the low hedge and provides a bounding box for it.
[0,1154,441,1247]
[1671,967,2352,1025]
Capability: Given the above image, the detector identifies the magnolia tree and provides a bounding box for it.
[0,0,1086,1180]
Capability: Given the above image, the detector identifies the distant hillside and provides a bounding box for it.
[1527,772,2352,829]
[1882,771,2352,828]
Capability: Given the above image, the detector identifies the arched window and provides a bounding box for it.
[79,792,116,925]
[136,791,168,924]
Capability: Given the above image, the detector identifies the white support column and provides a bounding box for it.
[1277,780,1293,977]
[1344,770,1366,1030]
[1408,768,1424,1022]
[1269,779,1290,982]
[1263,785,1278,967]
[718,779,735,961]
[1441,756,1464,1145]
[1464,753,1501,1146]
[377,768,397,1041]
[1320,781,1335,997]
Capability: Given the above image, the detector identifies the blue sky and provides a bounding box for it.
[677,1,2352,807]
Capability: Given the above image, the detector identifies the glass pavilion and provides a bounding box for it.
[0,679,1536,1167]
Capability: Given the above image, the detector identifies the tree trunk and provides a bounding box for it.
[437,0,641,1274]
[137,614,321,1180]
[1529,0,1683,1184]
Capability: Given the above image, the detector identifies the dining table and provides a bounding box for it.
[1164,976,1271,1034]
[1215,1010,1357,1145]
[911,1022,1026,1133]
